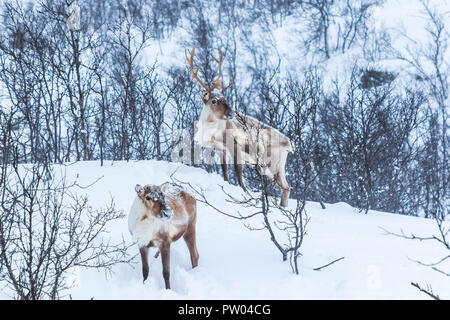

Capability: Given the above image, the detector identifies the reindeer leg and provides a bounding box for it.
[221,152,229,182]
[233,140,247,192]
[276,172,290,207]
[183,221,199,268]
[160,242,171,290]
[139,247,149,282]
[234,163,246,191]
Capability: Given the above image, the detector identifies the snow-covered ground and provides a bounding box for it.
[0,0,448,299]
[2,160,446,300]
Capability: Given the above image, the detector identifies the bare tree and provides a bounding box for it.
[107,1,153,161]
[318,66,424,214]
[0,161,131,299]
[381,210,449,300]
[0,106,131,300]
[396,0,449,220]
[300,0,382,59]
[380,0,449,287]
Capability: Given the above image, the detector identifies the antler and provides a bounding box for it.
[222,74,233,92]
[210,49,223,91]
[211,49,233,92]
[186,47,233,93]
[185,47,210,92]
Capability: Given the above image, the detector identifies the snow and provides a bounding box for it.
[160,182,184,197]
[1,0,449,300]
[1,159,446,299]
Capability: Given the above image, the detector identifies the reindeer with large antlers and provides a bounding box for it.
[186,47,292,207]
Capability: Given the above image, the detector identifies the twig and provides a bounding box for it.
[431,267,450,277]
[170,176,258,220]
[313,256,345,271]
[411,282,440,300]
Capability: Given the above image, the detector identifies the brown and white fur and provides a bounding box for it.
[194,89,292,207]
[186,47,292,207]
[128,182,199,289]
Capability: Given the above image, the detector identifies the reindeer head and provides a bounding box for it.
[135,184,173,220]
[186,47,234,120]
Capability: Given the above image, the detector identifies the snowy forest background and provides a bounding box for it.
[0,0,448,300]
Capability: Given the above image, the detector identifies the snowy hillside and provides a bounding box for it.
[0,0,448,300]
[1,160,446,300]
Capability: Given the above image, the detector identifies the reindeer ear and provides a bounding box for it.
[201,90,209,101]
[135,184,143,194]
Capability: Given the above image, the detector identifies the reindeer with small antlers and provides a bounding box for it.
[186,47,292,207]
